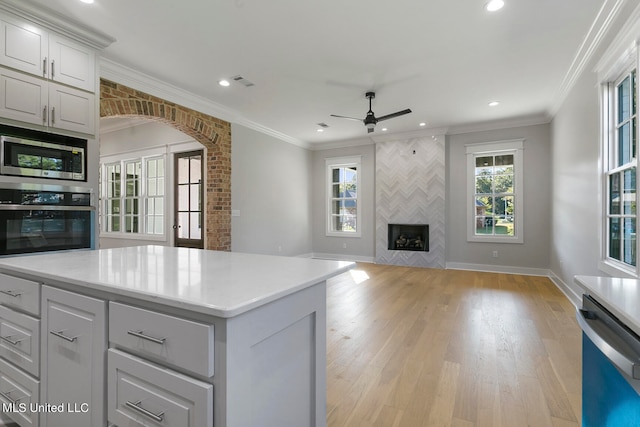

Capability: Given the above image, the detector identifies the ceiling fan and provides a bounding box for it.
[331,91,412,133]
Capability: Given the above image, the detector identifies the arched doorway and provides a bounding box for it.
[99,79,231,251]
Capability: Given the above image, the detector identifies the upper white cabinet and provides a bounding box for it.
[0,14,96,92]
[0,14,47,79]
[0,67,94,134]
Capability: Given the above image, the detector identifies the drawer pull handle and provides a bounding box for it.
[127,330,166,345]
[125,400,165,422]
[49,330,78,343]
[0,335,24,346]
[0,389,22,405]
[0,289,21,298]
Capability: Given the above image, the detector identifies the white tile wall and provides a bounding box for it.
[375,136,445,268]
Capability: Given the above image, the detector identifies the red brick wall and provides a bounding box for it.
[100,79,231,251]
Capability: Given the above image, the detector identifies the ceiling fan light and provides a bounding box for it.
[366,122,375,130]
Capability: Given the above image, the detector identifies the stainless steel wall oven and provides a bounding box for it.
[0,124,86,181]
[0,183,94,256]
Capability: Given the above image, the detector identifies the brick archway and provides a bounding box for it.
[99,79,231,251]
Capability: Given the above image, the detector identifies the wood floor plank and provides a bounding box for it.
[326,264,582,426]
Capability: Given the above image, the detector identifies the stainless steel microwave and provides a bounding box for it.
[1,135,86,181]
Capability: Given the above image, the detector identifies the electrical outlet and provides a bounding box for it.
[343,243,347,249]
[492,250,499,258]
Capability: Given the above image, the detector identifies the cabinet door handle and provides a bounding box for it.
[43,57,47,77]
[125,400,165,422]
[49,330,77,343]
[0,389,21,405]
[0,335,24,346]
[51,59,55,79]
[0,289,21,298]
[43,105,47,124]
[127,330,166,345]
[51,107,55,125]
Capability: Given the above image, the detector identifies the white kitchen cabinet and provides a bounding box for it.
[0,67,95,134]
[0,304,40,377]
[0,14,95,92]
[0,356,40,427]
[41,285,106,427]
[48,34,95,93]
[108,349,213,427]
[109,301,215,377]
[0,14,47,79]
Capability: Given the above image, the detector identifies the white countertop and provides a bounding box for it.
[575,275,640,336]
[0,246,354,318]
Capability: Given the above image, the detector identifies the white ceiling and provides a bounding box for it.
[16,0,608,145]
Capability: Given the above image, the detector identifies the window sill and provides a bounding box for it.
[598,259,638,278]
[467,235,523,244]
[325,231,361,238]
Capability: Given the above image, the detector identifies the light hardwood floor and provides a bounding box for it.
[326,263,582,427]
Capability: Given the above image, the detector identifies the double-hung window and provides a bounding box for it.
[466,140,524,243]
[100,155,166,237]
[603,68,637,273]
[326,156,361,237]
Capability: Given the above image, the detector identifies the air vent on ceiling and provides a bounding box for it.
[317,122,329,128]
[231,75,255,87]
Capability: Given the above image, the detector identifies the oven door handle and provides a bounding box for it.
[0,205,94,211]
[577,307,640,379]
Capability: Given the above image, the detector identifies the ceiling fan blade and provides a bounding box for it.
[330,114,363,122]
[376,109,412,122]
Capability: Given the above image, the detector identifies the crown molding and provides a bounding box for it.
[446,113,550,136]
[0,0,115,49]
[99,58,309,149]
[594,1,640,80]
[549,0,628,117]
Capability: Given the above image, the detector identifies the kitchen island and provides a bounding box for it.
[0,245,354,427]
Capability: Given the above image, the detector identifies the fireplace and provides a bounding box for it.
[388,224,429,252]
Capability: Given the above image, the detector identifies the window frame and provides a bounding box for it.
[466,139,524,244]
[99,152,167,240]
[326,156,362,238]
[600,62,639,277]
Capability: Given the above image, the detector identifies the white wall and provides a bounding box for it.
[548,2,640,303]
[311,144,376,261]
[99,119,202,249]
[446,123,552,273]
[231,124,313,256]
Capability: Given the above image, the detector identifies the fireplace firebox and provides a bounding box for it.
[388,224,429,252]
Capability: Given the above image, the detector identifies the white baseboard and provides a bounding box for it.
[445,262,550,277]
[311,253,376,263]
[547,270,582,308]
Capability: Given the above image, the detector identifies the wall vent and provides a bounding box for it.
[231,75,255,87]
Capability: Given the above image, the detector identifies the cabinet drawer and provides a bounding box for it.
[0,273,40,316]
[0,356,40,427]
[109,302,214,377]
[108,349,213,427]
[0,305,39,377]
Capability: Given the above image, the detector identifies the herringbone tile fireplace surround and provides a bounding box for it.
[375,136,445,268]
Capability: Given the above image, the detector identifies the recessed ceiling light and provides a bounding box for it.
[80,0,94,3]
[317,128,324,132]
[218,79,230,87]
[488,101,500,107]
[419,122,427,127]
[485,0,504,12]
[381,128,388,132]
